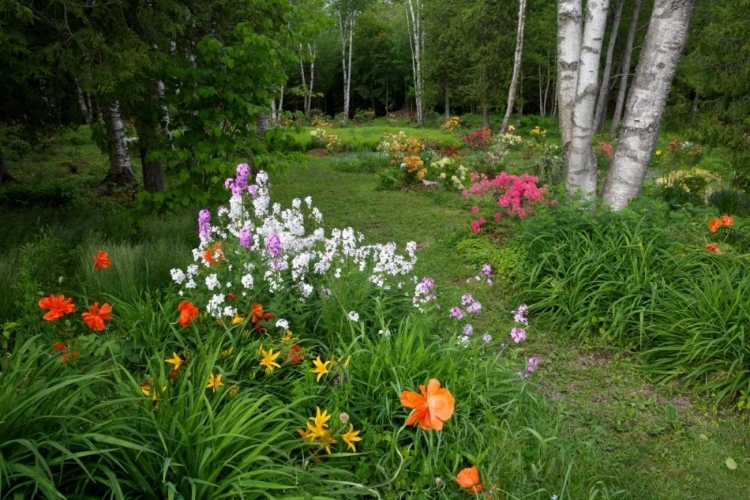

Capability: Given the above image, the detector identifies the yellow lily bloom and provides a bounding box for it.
[165,352,183,370]
[310,356,331,382]
[206,373,224,393]
[341,424,362,452]
[259,347,281,374]
[231,313,244,325]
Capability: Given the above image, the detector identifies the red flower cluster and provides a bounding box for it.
[53,341,80,362]
[178,301,199,327]
[462,128,494,150]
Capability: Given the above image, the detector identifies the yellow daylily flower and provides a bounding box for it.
[281,330,293,343]
[259,347,281,374]
[305,407,330,440]
[341,424,362,452]
[165,352,183,370]
[220,346,235,358]
[310,356,331,382]
[231,313,244,325]
[206,373,224,393]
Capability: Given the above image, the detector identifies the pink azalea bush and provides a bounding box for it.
[463,172,548,232]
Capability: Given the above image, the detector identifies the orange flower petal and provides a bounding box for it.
[400,390,426,409]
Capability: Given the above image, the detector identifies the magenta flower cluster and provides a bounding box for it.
[464,172,548,233]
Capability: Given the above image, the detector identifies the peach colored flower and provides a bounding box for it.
[400,378,455,431]
[456,466,483,494]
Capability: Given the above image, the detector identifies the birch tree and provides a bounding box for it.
[609,0,643,136]
[405,0,425,125]
[333,0,360,124]
[101,101,136,185]
[564,0,610,198]
[603,0,695,210]
[500,0,527,133]
[593,0,625,132]
[299,43,318,117]
[556,0,583,148]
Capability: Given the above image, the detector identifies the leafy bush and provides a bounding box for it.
[515,202,750,404]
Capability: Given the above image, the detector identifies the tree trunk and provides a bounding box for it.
[157,80,171,140]
[0,148,15,183]
[603,0,694,210]
[257,112,269,141]
[137,122,166,193]
[556,0,584,148]
[482,106,490,129]
[271,99,277,122]
[278,86,285,115]
[594,0,625,132]
[444,83,450,121]
[307,44,316,117]
[101,101,136,185]
[564,0,610,199]
[406,0,425,125]
[501,0,527,133]
[609,0,643,136]
[337,7,355,124]
[76,79,93,124]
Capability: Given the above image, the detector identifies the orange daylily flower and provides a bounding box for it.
[82,302,112,331]
[203,242,224,265]
[704,243,721,254]
[178,301,199,327]
[250,303,264,323]
[456,466,484,494]
[38,294,76,321]
[721,214,735,227]
[400,378,455,431]
[92,250,111,270]
[286,344,304,365]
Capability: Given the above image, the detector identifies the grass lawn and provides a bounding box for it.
[1,122,748,498]
[274,153,750,499]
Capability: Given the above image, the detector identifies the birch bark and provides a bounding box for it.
[565,0,611,199]
[603,0,695,210]
[593,0,625,132]
[609,0,643,136]
[501,0,527,134]
[556,0,583,148]
[101,101,136,185]
[336,4,356,124]
[405,0,424,125]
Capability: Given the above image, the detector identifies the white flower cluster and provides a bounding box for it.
[172,167,419,319]
[431,157,467,191]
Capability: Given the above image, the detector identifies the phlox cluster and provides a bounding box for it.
[449,274,492,348]
[171,164,419,320]
[413,277,437,312]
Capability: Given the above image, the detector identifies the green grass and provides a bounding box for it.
[2,118,750,498]
[289,125,462,151]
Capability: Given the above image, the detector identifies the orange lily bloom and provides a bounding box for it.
[400,378,455,431]
[704,243,721,254]
[92,250,111,270]
[38,294,76,321]
[721,214,735,227]
[82,302,112,331]
[707,218,723,233]
[178,301,199,327]
[203,242,224,265]
[250,303,264,323]
[456,466,484,494]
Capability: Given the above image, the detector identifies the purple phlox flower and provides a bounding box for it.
[482,264,492,277]
[512,303,529,325]
[482,333,492,343]
[248,185,258,198]
[239,228,252,249]
[510,327,526,343]
[266,233,281,258]
[462,323,474,336]
[198,209,211,241]
[461,293,475,306]
[466,301,482,314]
[449,307,465,320]
[527,356,538,373]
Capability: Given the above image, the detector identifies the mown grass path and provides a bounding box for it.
[275,153,750,500]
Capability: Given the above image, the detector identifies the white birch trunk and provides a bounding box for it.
[565,0,611,199]
[278,86,285,115]
[156,80,172,140]
[501,0,527,133]
[307,44,317,117]
[75,79,92,124]
[101,101,136,184]
[337,6,356,124]
[271,98,277,122]
[603,0,695,210]
[609,0,643,136]
[556,0,583,148]
[593,0,625,132]
[405,0,424,125]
